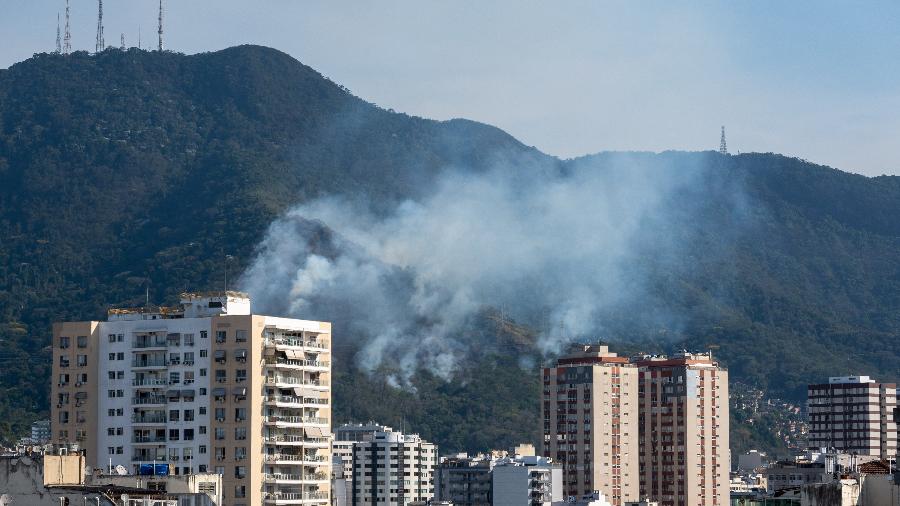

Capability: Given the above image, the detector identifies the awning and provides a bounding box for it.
[294,387,321,398]
[74,392,88,400]
[264,347,276,356]
[235,349,247,359]
[232,387,247,396]
[214,350,226,359]
[212,388,226,397]
[305,427,325,438]
[285,350,303,360]
[293,387,307,397]
[181,389,196,397]
[166,390,181,398]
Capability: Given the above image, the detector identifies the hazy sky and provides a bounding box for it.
[2,1,899,176]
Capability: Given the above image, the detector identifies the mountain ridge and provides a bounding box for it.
[0,46,898,456]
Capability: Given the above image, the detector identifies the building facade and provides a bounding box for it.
[807,376,898,459]
[350,429,437,505]
[50,291,332,506]
[491,455,564,506]
[541,344,640,505]
[636,352,729,506]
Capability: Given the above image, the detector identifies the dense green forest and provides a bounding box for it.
[0,45,898,455]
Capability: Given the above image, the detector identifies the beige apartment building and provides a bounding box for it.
[636,353,729,506]
[541,344,640,505]
[50,291,332,506]
[807,375,898,459]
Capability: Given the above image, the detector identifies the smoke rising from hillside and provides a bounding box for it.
[240,153,742,384]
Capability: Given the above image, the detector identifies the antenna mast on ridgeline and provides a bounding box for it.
[56,13,62,53]
[719,126,728,155]
[63,0,72,54]
[120,33,126,50]
[138,26,142,50]
[95,0,105,53]
[157,0,164,51]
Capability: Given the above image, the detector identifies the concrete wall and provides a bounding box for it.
[801,479,860,506]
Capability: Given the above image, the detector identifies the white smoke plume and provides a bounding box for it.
[240,152,743,384]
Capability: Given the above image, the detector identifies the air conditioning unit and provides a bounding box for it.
[76,382,82,387]
[171,456,180,461]
[216,456,225,461]
[216,417,225,422]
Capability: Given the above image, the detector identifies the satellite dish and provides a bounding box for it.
[115,465,128,475]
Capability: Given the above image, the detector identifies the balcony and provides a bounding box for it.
[264,358,330,371]
[264,416,329,427]
[132,396,167,406]
[132,435,167,444]
[264,454,329,465]
[132,358,168,369]
[132,338,168,350]
[132,378,169,387]
[132,413,168,424]
[263,336,328,351]
[264,473,329,484]
[264,434,330,447]
[264,376,329,388]
[131,454,166,462]
[263,491,329,505]
[264,396,329,408]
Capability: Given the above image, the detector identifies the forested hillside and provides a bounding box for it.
[0,46,898,454]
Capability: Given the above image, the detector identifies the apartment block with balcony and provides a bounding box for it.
[807,375,898,459]
[50,291,332,506]
[541,344,640,506]
[635,352,729,506]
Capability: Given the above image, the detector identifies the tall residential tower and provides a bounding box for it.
[50,291,332,506]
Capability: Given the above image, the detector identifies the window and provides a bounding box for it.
[108,334,117,343]
[235,466,246,479]
[200,349,208,358]
[199,425,207,435]
[236,370,247,382]
[107,428,115,436]
[117,334,124,342]
[59,336,70,348]
[117,352,124,360]
[215,466,224,475]
[199,445,207,454]
[235,408,246,422]
[59,411,69,423]
[215,428,225,440]
[108,390,116,398]
[77,355,87,367]
[235,427,247,440]
[184,333,195,347]
[215,408,225,422]
[234,447,246,460]
[215,448,225,461]
[199,389,207,397]
[184,352,195,365]
[215,370,226,383]
[184,429,194,441]
[169,429,180,441]
[235,485,246,498]
[183,447,193,460]
[117,427,123,435]
[116,389,124,397]
[108,446,115,455]
[107,409,115,417]
[78,373,88,383]
[58,374,70,385]
[200,368,207,377]
[200,331,208,339]
[77,335,88,348]
[169,448,179,460]
[215,331,226,343]
[108,371,116,380]
[235,330,248,342]
[184,409,195,422]
[117,371,124,379]
[116,408,123,416]
[184,371,195,384]
[58,393,69,405]
[170,372,181,384]
[199,465,207,473]
[59,356,70,368]
[108,353,115,360]
[170,410,180,422]
[169,353,181,365]
[116,446,123,454]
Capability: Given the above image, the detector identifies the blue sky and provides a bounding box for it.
[2,1,899,175]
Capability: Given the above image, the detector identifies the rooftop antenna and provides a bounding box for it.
[157,0,164,51]
[120,33,125,50]
[719,126,728,155]
[95,0,105,53]
[63,0,71,55]
[56,13,62,54]
[138,26,142,50]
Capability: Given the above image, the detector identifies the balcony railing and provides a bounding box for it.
[264,395,329,405]
[264,492,329,501]
[264,473,329,482]
[264,376,328,386]
[132,378,169,387]
[132,358,168,368]
[265,434,330,444]
[132,339,168,349]
[265,358,330,369]
[133,435,167,443]
[132,414,168,424]
[265,454,328,463]
[132,396,167,405]
[263,337,328,349]
[264,416,328,425]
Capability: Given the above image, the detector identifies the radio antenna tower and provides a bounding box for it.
[157,0,164,51]
[719,126,728,155]
[95,0,105,53]
[63,0,72,54]
[120,33,126,50]
[138,26,142,50]
[56,13,62,53]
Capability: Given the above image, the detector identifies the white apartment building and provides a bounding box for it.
[50,291,332,506]
[350,429,437,505]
